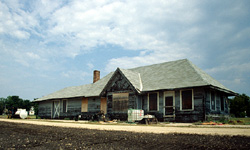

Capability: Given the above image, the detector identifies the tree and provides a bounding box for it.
[229,94,250,117]
[4,96,31,112]
[22,100,32,111]
[0,98,6,115]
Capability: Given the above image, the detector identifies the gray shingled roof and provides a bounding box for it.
[130,59,231,92]
[119,68,143,92]
[35,59,235,102]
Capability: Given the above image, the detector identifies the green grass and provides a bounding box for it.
[228,117,250,125]
[0,115,37,119]
[0,115,8,119]
[193,117,250,125]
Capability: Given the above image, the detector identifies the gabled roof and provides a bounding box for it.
[119,68,143,92]
[35,59,236,102]
[99,68,143,95]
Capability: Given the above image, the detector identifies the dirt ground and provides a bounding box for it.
[0,121,250,150]
[1,118,250,136]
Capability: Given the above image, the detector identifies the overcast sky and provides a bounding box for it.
[0,0,250,100]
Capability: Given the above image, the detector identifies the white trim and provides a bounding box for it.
[180,89,194,111]
[62,99,68,113]
[163,91,175,117]
[138,73,143,91]
[51,102,53,119]
[210,91,216,111]
[52,100,60,118]
[147,92,159,112]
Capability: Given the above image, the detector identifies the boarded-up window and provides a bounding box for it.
[211,91,215,110]
[112,93,128,112]
[149,93,158,111]
[81,97,88,112]
[100,97,107,114]
[62,100,67,113]
[181,90,193,110]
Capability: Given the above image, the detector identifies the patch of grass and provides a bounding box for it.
[228,117,250,125]
[0,115,8,119]
[193,121,202,125]
[193,117,250,125]
[27,115,37,119]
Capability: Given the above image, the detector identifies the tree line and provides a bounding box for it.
[229,93,250,117]
[0,96,38,115]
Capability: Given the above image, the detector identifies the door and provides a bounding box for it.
[164,91,175,117]
[100,97,107,114]
[52,100,60,118]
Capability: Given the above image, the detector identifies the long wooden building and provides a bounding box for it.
[34,59,237,122]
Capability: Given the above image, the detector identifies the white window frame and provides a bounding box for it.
[147,92,159,112]
[62,99,68,113]
[180,89,194,111]
[210,91,216,111]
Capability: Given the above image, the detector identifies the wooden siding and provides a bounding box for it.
[63,98,82,117]
[205,89,229,118]
[104,70,138,120]
[174,88,205,122]
[88,97,101,112]
[38,101,52,118]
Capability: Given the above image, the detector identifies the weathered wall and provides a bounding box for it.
[38,98,82,119]
[38,100,52,118]
[174,88,205,122]
[88,97,101,113]
[60,98,82,118]
[104,70,138,120]
[205,89,229,119]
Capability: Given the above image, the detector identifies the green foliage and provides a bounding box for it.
[33,102,39,116]
[0,96,32,114]
[229,93,250,117]
[0,98,6,115]
[218,116,229,124]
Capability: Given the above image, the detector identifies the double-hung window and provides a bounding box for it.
[62,100,67,113]
[211,91,215,110]
[180,89,193,110]
[148,93,158,111]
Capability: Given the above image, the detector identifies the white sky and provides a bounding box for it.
[0,0,250,100]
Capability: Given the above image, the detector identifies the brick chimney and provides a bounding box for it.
[93,70,100,83]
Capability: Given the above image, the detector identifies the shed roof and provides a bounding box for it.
[35,59,236,102]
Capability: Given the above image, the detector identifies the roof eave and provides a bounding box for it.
[209,85,238,96]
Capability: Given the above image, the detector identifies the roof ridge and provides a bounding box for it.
[129,59,188,71]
